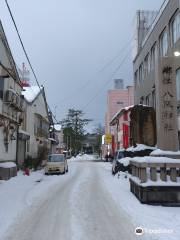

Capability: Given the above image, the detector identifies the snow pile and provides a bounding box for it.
[69,154,98,161]
[99,163,180,240]
[126,144,156,152]
[151,149,180,157]
[0,162,16,168]
[22,86,42,103]
[117,157,132,166]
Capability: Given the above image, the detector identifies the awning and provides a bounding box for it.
[18,129,30,141]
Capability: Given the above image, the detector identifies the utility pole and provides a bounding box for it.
[74,111,78,155]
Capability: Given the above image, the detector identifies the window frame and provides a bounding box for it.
[171,11,180,45]
[159,29,168,57]
[176,68,180,102]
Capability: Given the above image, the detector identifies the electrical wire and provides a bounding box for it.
[4,0,59,123]
[81,47,132,111]
[57,36,134,104]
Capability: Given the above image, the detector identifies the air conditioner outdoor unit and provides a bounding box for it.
[15,94,20,107]
[5,90,14,102]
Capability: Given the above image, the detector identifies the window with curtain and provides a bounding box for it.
[152,90,156,109]
[0,77,4,99]
[176,68,180,101]
[139,63,144,84]
[134,70,138,88]
[172,12,180,44]
[151,43,157,71]
[159,30,168,57]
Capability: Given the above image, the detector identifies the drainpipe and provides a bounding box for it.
[15,124,19,166]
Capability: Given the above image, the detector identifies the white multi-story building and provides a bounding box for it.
[0,21,23,166]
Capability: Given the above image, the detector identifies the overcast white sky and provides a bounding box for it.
[0,0,163,128]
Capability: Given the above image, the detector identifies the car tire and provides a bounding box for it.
[63,168,66,174]
[45,173,49,175]
[66,166,68,173]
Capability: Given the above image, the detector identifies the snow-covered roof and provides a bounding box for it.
[22,86,42,103]
[110,104,152,125]
[110,105,134,125]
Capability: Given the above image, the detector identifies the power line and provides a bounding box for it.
[81,48,132,111]
[4,0,58,123]
[57,36,134,104]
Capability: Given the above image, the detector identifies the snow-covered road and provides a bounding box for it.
[3,161,137,240]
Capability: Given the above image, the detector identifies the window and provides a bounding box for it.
[151,43,157,71]
[139,63,144,83]
[146,95,150,106]
[26,141,30,153]
[159,30,168,57]
[176,68,180,101]
[134,70,138,87]
[144,54,150,78]
[117,101,124,105]
[0,77,4,99]
[140,96,144,105]
[171,12,180,44]
[152,90,156,109]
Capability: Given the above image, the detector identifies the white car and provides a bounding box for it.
[45,154,68,175]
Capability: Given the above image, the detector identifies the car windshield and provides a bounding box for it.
[48,155,64,162]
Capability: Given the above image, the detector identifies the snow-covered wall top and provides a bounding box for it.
[151,149,180,156]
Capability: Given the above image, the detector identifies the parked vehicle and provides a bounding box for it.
[112,150,130,175]
[105,153,114,162]
[45,154,68,175]
[112,147,155,175]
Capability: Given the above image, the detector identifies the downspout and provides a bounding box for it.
[15,124,19,166]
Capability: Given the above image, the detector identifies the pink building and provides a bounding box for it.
[105,83,134,134]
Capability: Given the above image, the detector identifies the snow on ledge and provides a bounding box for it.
[151,149,180,156]
[130,156,180,164]
[0,162,17,168]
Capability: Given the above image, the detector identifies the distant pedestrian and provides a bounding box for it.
[24,167,30,176]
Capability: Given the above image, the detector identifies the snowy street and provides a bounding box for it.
[1,159,136,240]
[1,156,180,240]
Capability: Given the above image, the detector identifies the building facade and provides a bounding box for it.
[105,79,134,134]
[0,21,23,165]
[21,86,50,163]
[133,0,180,151]
[110,105,156,152]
